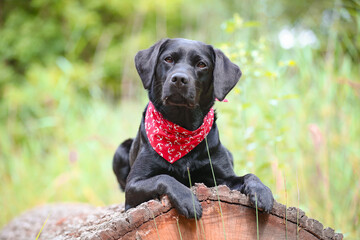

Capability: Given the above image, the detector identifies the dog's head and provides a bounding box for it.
[135,38,241,109]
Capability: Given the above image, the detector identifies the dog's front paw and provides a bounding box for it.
[244,180,274,213]
[171,192,202,219]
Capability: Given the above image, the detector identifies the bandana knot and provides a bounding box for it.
[145,102,214,163]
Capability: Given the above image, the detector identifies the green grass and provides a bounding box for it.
[0,100,144,227]
[1,22,359,240]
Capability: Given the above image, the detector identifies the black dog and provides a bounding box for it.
[113,38,274,219]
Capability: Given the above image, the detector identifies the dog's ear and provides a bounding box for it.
[213,48,242,101]
[135,38,169,89]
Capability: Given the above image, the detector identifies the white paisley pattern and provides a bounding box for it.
[145,102,214,164]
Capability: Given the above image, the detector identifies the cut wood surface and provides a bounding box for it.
[0,184,343,240]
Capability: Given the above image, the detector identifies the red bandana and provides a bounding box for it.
[145,102,214,163]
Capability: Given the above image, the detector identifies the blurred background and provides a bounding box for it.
[0,0,359,238]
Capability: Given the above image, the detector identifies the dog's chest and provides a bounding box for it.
[164,155,209,185]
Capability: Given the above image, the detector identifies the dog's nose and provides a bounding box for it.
[171,73,189,87]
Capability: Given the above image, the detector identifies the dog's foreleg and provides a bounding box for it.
[125,174,203,219]
[225,174,274,212]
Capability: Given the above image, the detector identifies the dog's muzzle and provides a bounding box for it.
[162,72,197,108]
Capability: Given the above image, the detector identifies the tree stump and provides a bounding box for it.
[0,184,343,240]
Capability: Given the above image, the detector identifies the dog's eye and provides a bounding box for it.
[197,61,207,68]
[164,57,174,63]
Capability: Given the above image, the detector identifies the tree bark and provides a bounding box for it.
[0,184,343,240]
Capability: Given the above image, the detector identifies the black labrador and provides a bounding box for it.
[113,38,274,219]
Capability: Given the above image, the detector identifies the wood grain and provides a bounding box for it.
[122,200,319,240]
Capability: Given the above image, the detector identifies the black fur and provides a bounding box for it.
[112,38,274,219]
[112,138,132,191]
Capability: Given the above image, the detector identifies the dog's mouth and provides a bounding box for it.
[162,95,197,109]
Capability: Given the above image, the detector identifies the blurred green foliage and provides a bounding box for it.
[217,13,360,239]
[1,0,359,239]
